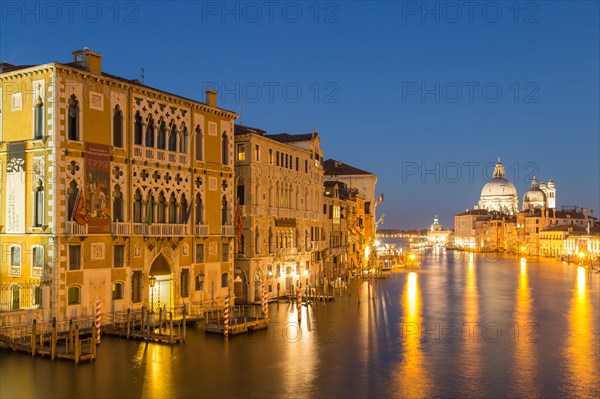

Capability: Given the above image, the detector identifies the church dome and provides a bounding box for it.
[476,158,519,215]
[481,178,518,198]
[480,160,517,198]
[523,177,546,209]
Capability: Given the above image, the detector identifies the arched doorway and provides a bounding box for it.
[149,254,172,312]
[234,268,247,304]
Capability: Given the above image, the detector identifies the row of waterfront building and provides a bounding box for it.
[0,48,380,324]
[453,159,599,262]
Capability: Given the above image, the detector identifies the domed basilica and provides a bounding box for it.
[474,158,556,215]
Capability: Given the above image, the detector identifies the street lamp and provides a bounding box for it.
[149,275,156,312]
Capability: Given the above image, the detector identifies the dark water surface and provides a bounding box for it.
[1,251,599,398]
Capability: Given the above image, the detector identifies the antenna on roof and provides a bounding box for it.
[140,67,145,84]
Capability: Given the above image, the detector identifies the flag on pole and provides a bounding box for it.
[72,189,88,225]
[234,201,243,241]
[184,203,192,224]
[375,193,384,204]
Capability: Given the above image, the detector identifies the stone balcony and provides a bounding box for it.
[222,225,235,236]
[133,223,189,236]
[195,224,209,236]
[65,221,88,235]
[111,222,131,235]
[133,145,189,166]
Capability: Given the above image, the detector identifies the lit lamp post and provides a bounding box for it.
[149,275,156,313]
[409,252,415,267]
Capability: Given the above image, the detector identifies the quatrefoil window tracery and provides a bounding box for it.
[112,166,123,180]
[68,161,80,176]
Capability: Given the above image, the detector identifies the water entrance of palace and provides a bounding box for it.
[2,250,598,398]
[149,254,172,312]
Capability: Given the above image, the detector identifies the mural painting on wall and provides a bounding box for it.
[86,143,111,233]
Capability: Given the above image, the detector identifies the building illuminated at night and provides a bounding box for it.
[0,49,238,322]
[232,124,325,303]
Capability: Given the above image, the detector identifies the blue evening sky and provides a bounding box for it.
[1,1,598,228]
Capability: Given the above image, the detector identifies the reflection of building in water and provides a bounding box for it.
[426,215,453,246]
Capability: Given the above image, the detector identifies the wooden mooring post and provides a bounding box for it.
[92,324,97,359]
[68,319,74,353]
[146,309,151,340]
[31,319,37,357]
[126,308,131,339]
[159,307,164,334]
[74,324,80,365]
[140,306,145,334]
[182,304,187,342]
[51,317,57,361]
[169,312,173,344]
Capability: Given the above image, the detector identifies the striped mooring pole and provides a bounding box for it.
[95,299,101,344]
[262,283,268,319]
[224,295,230,337]
[297,287,302,322]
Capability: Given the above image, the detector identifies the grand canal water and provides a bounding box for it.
[1,250,599,398]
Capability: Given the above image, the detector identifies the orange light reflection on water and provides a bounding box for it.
[460,257,483,394]
[565,267,598,396]
[138,343,174,398]
[394,272,431,397]
[513,258,537,397]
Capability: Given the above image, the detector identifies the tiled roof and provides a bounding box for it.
[264,133,317,143]
[456,209,492,217]
[323,159,373,176]
[234,124,266,136]
[541,224,586,232]
[2,61,238,115]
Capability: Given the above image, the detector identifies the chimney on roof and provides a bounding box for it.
[72,47,102,74]
[584,208,588,219]
[206,89,217,107]
[334,160,342,168]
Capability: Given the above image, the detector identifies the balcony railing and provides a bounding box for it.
[133,223,188,236]
[111,222,131,236]
[65,221,88,235]
[133,146,144,158]
[278,247,298,257]
[195,224,209,236]
[254,206,264,216]
[222,225,235,236]
[132,145,189,165]
[145,147,155,160]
